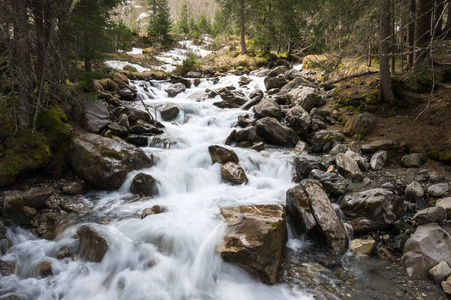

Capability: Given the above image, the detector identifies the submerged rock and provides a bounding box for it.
[160,104,180,121]
[0,260,14,276]
[78,226,109,263]
[219,205,287,284]
[68,133,152,190]
[141,205,167,219]
[130,173,158,197]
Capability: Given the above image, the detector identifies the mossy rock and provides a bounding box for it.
[428,148,451,165]
[37,106,73,146]
[123,65,138,72]
[0,130,52,187]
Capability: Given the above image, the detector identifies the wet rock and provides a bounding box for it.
[343,113,376,136]
[361,140,396,154]
[20,187,54,209]
[141,205,167,219]
[267,65,288,77]
[294,156,326,179]
[60,201,91,215]
[0,260,14,276]
[119,107,152,124]
[253,99,282,119]
[401,153,425,168]
[55,245,72,259]
[340,188,404,234]
[215,88,248,108]
[251,142,265,151]
[286,185,317,235]
[68,133,152,190]
[170,75,191,88]
[129,120,164,135]
[256,117,300,147]
[119,88,135,101]
[188,90,209,101]
[219,204,287,284]
[130,173,158,196]
[238,76,252,86]
[335,153,363,182]
[106,122,128,139]
[78,226,109,263]
[294,141,309,152]
[126,134,149,147]
[436,198,451,217]
[286,86,324,112]
[430,261,451,284]
[402,223,451,280]
[208,145,239,164]
[118,113,130,128]
[428,183,449,197]
[345,150,369,171]
[309,130,345,154]
[35,260,52,277]
[160,104,179,121]
[405,181,424,202]
[264,77,288,90]
[309,169,350,195]
[165,83,186,97]
[62,181,86,195]
[220,162,248,185]
[350,239,376,254]
[285,106,311,137]
[297,179,349,254]
[186,71,201,78]
[234,127,259,143]
[370,150,387,171]
[36,212,58,240]
[82,101,110,133]
[414,207,447,225]
[2,191,29,225]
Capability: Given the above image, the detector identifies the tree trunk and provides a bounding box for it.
[407,0,416,68]
[239,0,246,55]
[12,0,33,128]
[391,0,396,74]
[433,0,444,37]
[414,0,434,66]
[380,0,395,103]
[444,0,451,37]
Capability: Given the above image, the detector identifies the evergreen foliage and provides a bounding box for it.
[148,0,174,47]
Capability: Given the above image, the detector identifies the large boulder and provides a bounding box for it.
[294,156,326,180]
[285,106,311,137]
[220,162,248,185]
[78,226,109,263]
[118,107,152,124]
[256,117,300,147]
[130,173,158,196]
[286,87,324,112]
[160,104,180,121]
[267,65,288,77]
[165,83,186,97]
[287,180,349,254]
[335,153,363,182]
[339,188,404,234]
[309,130,345,154]
[402,223,451,280]
[264,77,288,90]
[370,150,387,171]
[215,88,248,108]
[209,145,239,164]
[20,187,54,209]
[82,101,110,133]
[413,207,447,225]
[361,140,395,154]
[68,133,152,190]
[343,113,376,136]
[219,205,287,284]
[401,153,425,168]
[253,99,282,119]
[309,169,350,195]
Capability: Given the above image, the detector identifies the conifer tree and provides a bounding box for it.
[148,0,173,47]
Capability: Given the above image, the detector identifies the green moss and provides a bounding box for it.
[123,65,138,72]
[428,148,451,165]
[36,106,72,146]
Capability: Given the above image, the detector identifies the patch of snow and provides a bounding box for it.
[127,48,143,55]
[293,64,303,71]
[105,60,150,72]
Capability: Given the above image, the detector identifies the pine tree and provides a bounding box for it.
[176,0,190,34]
[148,0,173,47]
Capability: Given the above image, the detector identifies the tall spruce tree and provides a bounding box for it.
[148,0,173,47]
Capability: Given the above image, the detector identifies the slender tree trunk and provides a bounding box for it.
[239,0,246,55]
[414,0,434,66]
[407,0,416,68]
[444,0,451,37]
[433,0,444,37]
[12,0,33,128]
[391,0,396,74]
[380,0,395,103]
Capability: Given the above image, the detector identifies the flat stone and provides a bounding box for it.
[414,206,447,225]
[361,140,395,154]
[82,101,110,133]
[350,239,376,254]
[428,183,449,197]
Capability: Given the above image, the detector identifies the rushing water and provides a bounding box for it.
[0,75,316,300]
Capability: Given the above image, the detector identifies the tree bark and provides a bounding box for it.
[407,0,416,68]
[433,0,444,37]
[239,0,246,55]
[444,0,451,37]
[380,0,395,103]
[12,0,33,128]
[414,0,434,66]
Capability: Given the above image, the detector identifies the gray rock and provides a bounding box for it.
[436,198,451,218]
[126,135,149,147]
[267,65,288,77]
[219,205,287,284]
[255,117,300,147]
[187,90,209,101]
[309,169,350,195]
[361,140,395,154]
[309,130,345,154]
[286,86,324,112]
[345,150,369,171]
[118,113,130,128]
[82,101,110,133]
[62,181,86,195]
[340,188,404,234]
[234,127,259,143]
[106,122,128,139]
[129,120,163,135]
[335,153,363,182]
[186,71,201,78]
[238,76,253,86]
[215,88,248,108]
[264,77,288,90]
[170,75,191,88]
[414,207,447,225]
[220,162,248,185]
[294,156,326,179]
[160,104,180,121]
[253,99,282,119]
[165,83,186,97]
[20,187,54,209]
[119,88,135,101]
[430,261,451,284]
[370,150,387,170]
[78,226,109,263]
[428,183,449,197]
[401,153,426,168]
[130,173,158,196]
[402,223,451,280]
[343,113,376,136]
[68,133,152,190]
[329,144,348,155]
[285,106,311,137]
[119,107,152,124]
[405,181,424,202]
[280,77,313,92]
[141,205,167,219]
[286,185,317,235]
[208,145,239,164]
